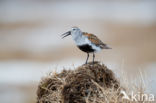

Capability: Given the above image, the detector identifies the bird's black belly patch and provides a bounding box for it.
[78,44,95,53]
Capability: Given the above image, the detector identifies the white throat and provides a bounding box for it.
[71,32,90,46]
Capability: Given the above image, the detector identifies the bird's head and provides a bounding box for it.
[61,27,81,38]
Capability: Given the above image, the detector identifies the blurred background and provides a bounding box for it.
[0,0,156,103]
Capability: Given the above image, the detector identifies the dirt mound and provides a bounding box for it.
[36,62,122,103]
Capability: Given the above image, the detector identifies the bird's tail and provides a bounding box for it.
[101,44,112,49]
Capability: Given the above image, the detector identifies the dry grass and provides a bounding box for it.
[36,62,153,103]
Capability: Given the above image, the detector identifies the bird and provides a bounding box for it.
[61,27,111,64]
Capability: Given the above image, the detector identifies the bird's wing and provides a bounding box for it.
[83,32,111,49]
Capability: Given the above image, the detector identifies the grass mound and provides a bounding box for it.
[36,62,123,103]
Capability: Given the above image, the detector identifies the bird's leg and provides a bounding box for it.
[93,52,95,64]
[85,53,89,64]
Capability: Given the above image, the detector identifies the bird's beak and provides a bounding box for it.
[61,31,71,39]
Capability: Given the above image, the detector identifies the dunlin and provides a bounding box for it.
[62,27,111,64]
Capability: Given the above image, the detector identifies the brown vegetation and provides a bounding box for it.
[36,62,125,103]
[37,62,153,103]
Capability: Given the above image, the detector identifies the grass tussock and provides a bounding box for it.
[36,62,150,103]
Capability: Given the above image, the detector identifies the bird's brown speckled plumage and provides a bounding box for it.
[83,32,108,49]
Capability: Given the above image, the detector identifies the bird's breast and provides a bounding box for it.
[74,36,91,46]
[78,44,95,53]
[74,36,101,52]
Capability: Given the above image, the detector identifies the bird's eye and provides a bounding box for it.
[73,28,76,30]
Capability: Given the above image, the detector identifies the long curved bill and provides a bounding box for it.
[61,31,71,39]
